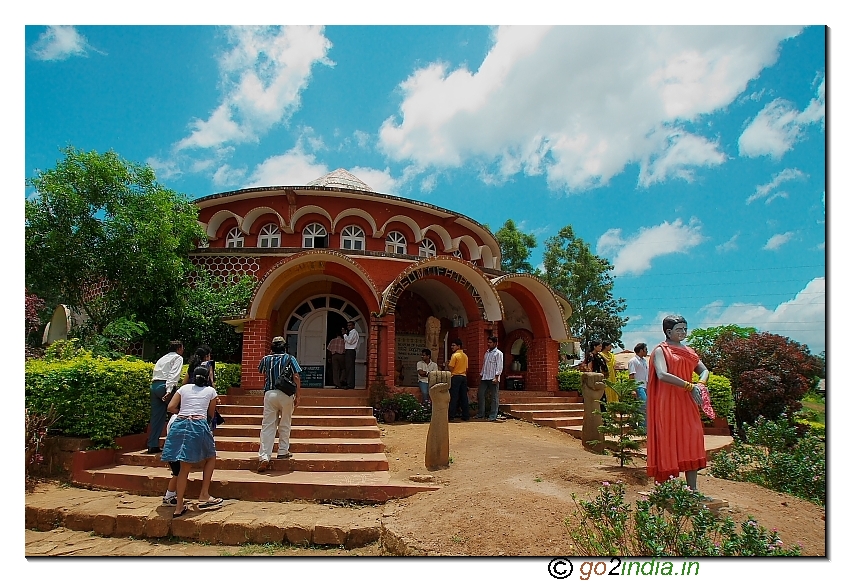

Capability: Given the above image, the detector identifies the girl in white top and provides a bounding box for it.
[161,366,222,517]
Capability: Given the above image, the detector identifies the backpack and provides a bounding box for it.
[273,354,298,396]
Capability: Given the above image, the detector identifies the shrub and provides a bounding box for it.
[714,332,820,429]
[566,479,801,556]
[214,363,241,393]
[693,373,734,424]
[25,406,60,490]
[709,415,825,505]
[408,399,432,423]
[394,393,422,420]
[557,370,582,392]
[25,353,154,447]
[590,378,646,466]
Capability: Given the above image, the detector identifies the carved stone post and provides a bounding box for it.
[581,372,606,453]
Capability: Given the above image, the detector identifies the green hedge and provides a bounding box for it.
[558,370,582,391]
[25,354,154,447]
[693,373,734,423]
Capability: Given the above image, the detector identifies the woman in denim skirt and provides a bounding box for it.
[161,365,222,517]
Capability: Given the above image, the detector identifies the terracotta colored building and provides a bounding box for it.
[191,169,575,394]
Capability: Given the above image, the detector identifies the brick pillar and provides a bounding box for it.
[385,314,396,389]
[241,319,271,389]
[527,338,560,392]
[367,314,383,390]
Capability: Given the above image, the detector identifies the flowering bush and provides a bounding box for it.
[710,415,825,505]
[25,406,59,490]
[566,479,802,556]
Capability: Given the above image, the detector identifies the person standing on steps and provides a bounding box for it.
[446,338,470,422]
[343,320,359,390]
[327,328,347,389]
[417,348,439,403]
[257,336,302,472]
[628,343,649,428]
[478,336,504,421]
[147,340,184,454]
[600,341,618,403]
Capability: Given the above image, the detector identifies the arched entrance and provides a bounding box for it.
[284,295,368,388]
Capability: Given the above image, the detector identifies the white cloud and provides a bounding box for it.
[353,130,371,149]
[596,218,705,275]
[638,131,725,187]
[212,164,247,188]
[245,145,328,187]
[715,233,739,253]
[697,277,825,352]
[738,79,824,159]
[30,26,97,61]
[763,231,794,250]
[146,156,181,181]
[746,168,804,204]
[176,26,333,152]
[379,26,799,192]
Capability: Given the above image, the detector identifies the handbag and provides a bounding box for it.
[274,354,298,396]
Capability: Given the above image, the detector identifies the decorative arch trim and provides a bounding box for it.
[492,273,574,342]
[377,215,423,243]
[420,224,453,252]
[479,245,495,269]
[206,210,243,240]
[331,208,379,236]
[452,235,482,261]
[380,256,504,322]
[242,206,286,234]
[249,250,380,319]
[286,205,334,234]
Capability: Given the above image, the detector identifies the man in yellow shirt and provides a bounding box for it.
[446,338,470,421]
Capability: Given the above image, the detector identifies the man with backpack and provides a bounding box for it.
[256,336,302,472]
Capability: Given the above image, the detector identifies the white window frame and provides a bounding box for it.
[341,225,366,251]
[419,238,437,258]
[452,249,463,259]
[385,231,407,254]
[226,227,244,248]
[258,224,281,248]
[302,223,328,248]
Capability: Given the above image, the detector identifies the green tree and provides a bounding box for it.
[541,225,627,347]
[686,324,757,370]
[495,219,538,274]
[177,268,257,362]
[590,378,646,466]
[25,147,203,344]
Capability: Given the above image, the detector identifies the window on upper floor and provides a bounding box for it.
[419,238,437,258]
[302,222,328,248]
[341,225,366,251]
[226,227,244,248]
[258,224,281,248]
[385,231,407,255]
[452,249,463,259]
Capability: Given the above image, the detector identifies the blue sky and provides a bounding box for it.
[23,24,826,353]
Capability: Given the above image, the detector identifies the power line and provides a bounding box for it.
[626,292,824,301]
[614,264,824,279]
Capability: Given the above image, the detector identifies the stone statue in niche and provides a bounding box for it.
[581,372,606,453]
[425,316,441,357]
[425,370,452,470]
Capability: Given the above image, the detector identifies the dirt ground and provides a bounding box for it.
[378,418,826,556]
[25,417,825,557]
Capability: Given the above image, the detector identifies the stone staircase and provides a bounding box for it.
[498,391,585,438]
[72,389,438,503]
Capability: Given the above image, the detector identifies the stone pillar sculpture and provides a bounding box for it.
[425,316,441,357]
[581,372,606,453]
[425,370,452,470]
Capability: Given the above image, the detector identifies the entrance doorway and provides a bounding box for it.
[284,295,367,388]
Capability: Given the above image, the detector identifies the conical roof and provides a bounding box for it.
[306,168,374,192]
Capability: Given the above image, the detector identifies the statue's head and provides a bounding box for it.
[662,315,688,341]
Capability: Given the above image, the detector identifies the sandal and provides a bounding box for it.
[173,505,190,518]
[198,497,223,508]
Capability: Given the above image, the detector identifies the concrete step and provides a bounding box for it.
[501,402,584,412]
[220,395,372,407]
[216,415,377,427]
[177,436,386,454]
[117,450,389,472]
[534,417,584,428]
[210,425,381,439]
[75,465,437,502]
[522,410,583,419]
[557,426,583,439]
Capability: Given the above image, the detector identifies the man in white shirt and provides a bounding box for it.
[416,348,439,403]
[147,340,184,453]
[343,321,359,389]
[628,343,649,428]
[478,336,504,421]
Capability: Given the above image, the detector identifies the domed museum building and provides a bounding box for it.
[191,169,576,394]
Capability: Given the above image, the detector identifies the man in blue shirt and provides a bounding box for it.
[257,336,302,472]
